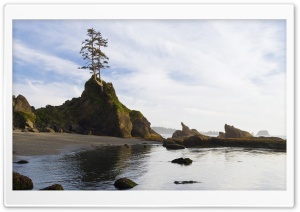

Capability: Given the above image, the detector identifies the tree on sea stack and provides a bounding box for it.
[79,28,109,90]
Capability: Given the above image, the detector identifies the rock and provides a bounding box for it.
[171,157,193,165]
[28,128,39,133]
[183,135,210,147]
[13,95,36,130]
[218,132,225,138]
[114,178,137,190]
[13,95,33,113]
[40,184,64,190]
[256,130,270,136]
[13,172,33,190]
[16,160,29,164]
[172,122,208,140]
[124,144,129,148]
[33,77,163,141]
[166,144,185,150]
[218,124,253,138]
[174,181,200,184]
[43,127,55,133]
[163,139,177,147]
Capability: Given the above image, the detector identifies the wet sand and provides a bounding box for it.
[13,132,161,156]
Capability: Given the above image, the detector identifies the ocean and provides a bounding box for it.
[13,143,286,190]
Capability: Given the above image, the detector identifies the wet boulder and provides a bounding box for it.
[40,184,64,190]
[13,172,33,190]
[114,177,138,190]
[171,157,193,165]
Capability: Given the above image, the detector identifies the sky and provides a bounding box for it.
[12,20,286,135]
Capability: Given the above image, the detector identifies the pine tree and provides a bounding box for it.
[79,28,109,82]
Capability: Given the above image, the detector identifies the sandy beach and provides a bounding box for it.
[13,131,161,157]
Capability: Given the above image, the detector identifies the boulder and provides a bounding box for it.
[171,157,193,165]
[40,184,64,190]
[218,124,253,138]
[13,172,33,190]
[114,178,137,190]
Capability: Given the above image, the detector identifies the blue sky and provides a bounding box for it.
[13,20,286,135]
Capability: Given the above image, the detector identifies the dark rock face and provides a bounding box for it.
[13,172,33,190]
[218,124,253,138]
[40,184,64,190]
[171,157,193,165]
[256,130,270,136]
[114,178,137,190]
[13,95,36,130]
[33,78,163,141]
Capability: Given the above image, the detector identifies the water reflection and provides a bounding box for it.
[13,145,286,190]
[61,144,152,190]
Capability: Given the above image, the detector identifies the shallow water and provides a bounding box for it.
[13,145,286,190]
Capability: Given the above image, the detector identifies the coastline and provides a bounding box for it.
[13,131,161,157]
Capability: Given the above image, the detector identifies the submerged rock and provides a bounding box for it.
[15,160,29,164]
[114,178,138,190]
[171,157,193,165]
[174,181,200,184]
[40,184,64,190]
[13,172,33,190]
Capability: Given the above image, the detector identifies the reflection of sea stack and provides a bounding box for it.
[256,130,270,136]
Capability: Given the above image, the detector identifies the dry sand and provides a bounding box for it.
[13,132,161,156]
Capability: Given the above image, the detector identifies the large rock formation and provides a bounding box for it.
[33,77,163,141]
[13,95,36,131]
[172,122,208,140]
[218,124,253,138]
